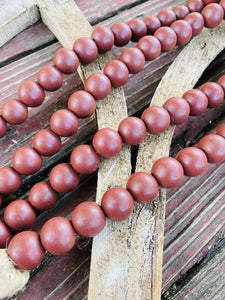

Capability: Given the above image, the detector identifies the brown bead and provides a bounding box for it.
[198,134,225,163]
[186,0,204,12]
[40,217,76,255]
[218,74,225,92]
[176,147,208,177]
[84,73,111,100]
[126,172,159,203]
[0,116,7,138]
[217,124,225,138]
[200,82,224,108]
[120,47,145,74]
[110,22,132,46]
[204,0,220,3]
[101,187,134,221]
[91,26,115,53]
[118,117,146,145]
[73,37,98,64]
[71,202,106,237]
[7,231,45,270]
[173,5,190,19]
[220,0,225,18]
[0,220,12,248]
[1,99,28,124]
[4,200,36,231]
[37,66,63,91]
[53,48,79,74]
[50,109,79,137]
[182,89,208,115]
[137,36,161,61]
[28,181,58,211]
[143,15,161,34]
[18,80,45,107]
[12,147,42,175]
[49,163,79,193]
[163,97,190,124]
[68,90,96,118]
[157,9,176,26]
[151,157,184,188]
[170,20,192,46]
[70,145,100,174]
[141,106,170,134]
[0,167,22,194]
[128,18,147,42]
[33,129,61,156]
[185,12,205,37]
[201,3,224,28]
[93,128,123,158]
[154,27,177,52]
[103,60,129,87]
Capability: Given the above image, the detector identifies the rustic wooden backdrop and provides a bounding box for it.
[0,0,224,299]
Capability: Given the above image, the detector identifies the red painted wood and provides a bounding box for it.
[0,0,225,299]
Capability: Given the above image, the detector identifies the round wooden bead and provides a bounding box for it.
[153,27,177,52]
[204,0,220,3]
[0,167,22,194]
[198,134,225,163]
[4,200,36,231]
[49,163,79,193]
[33,129,61,156]
[128,18,147,42]
[37,66,63,91]
[118,117,146,145]
[217,74,225,92]
[200,82,224,108]
[151,157,184,188]
[110,22,132,46]
[92,128,123,158]
[40,217,76,255]
[71,202,106,237]
[101,187,134,221]
[1,99,28,124]
[216,124,225,138]
[173,5,190,19]
[7,231,45,270]
[182,89,208,115]
[186,0,204,12]
[163,97,190,124]
[0,116,7,138]
[70,145,100,174]
[103,60,129,87]
[176,147,208,177]
[141,106,170,134]
[201,3,224,28]
[170,20,192,46]
[157,9,176,26]
[73,37,98,64]
[18,80,45,107]
[12,147,42,175]
[0,220,12,248]
[137,36,161,61]
[120,47,145,74]
[184,12,205,36]
[91,26,115,52]
[53,48,79,74]
[126,172,159,203]
[143,15,161,34]
[84,73,111,100]
[28,181,58,211]
[220,0,225,17]
[50,109,79,137]
[68,90,96,118]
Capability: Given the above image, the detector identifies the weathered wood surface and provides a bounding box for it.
[0,0,225,299]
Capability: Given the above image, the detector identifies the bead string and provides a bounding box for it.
[0,0,225,270]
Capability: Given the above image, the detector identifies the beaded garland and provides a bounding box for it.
[0,0,225,281]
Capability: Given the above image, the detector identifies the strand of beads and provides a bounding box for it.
[0,73,225,248]
[0,1,224,199]
[0,1,223,138]
[3,121,225,271]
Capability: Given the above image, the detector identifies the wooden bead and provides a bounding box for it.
[173,5,190,19]
[120,47,145,74]
[198,134,225,163]
[0,220,12,248]
[118,117,146,145]
[128,18,147,42]
[91,26,115,52]
[201,3,224,28]
[84,73,111,100]
[182,89,208,115]
[73,37,98,64]
[186,0,204,12]
[37,66,63,91]
[110,22,132,46]
[163,97,190,124]
[50,109,79,137]
[18,80,45,107]
[0,116,7,138]
[103,60,129,87]
[153,27,177,52]
[1,99,28,124]
[170,20,192,46]
[143,15,161,34]
[33,129,61,156]
[141,106,170,134]
[68,90,96,118]
[137,36,161,61]
[200,82,224,108]
[185,12,205,36]
[157,9,176,26]
[0,167,22,194]
[53,48,79,74]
